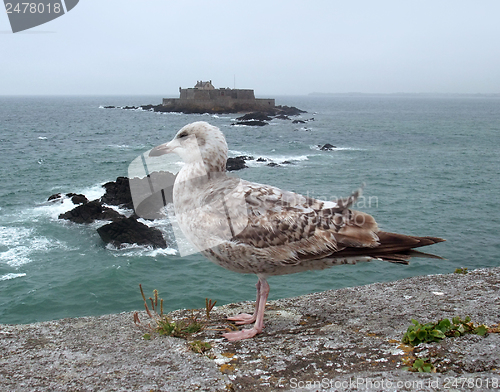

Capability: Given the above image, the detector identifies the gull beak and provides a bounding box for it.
[149,141,174,157]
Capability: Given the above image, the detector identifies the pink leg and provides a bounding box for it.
[223,277,270,341]
[226,279,262,325]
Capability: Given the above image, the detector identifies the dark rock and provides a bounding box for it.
[281,161,293,165]
[67,193,89,205]
[48,193,62,201]
[292,119,306,124]
[232,120,268,126]
[236,112,273,122]
[256,157,268,162]
[122,106,138,110]
[226,157,248,171]
[97,216,167,249]
[274,114,290,120]
[101,177,134,209]
[275,105,307,116]
[103,106,115,109]
[267,162,279,167]
[319,143,337,151]
[59,200,123,224]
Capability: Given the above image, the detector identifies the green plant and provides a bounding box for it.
[133,284,214,340]
[403,357,435,373]
[402,316,489,346]
[454,267,468,274]
[402,319,447,346]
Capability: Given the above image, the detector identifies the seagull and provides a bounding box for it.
[149,121,444,341]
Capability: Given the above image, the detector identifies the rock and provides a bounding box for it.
[292,119,306,124]
[121,106,138,110]
[281,161,293,165]
[226,157,248,171]
[275,105,307,116]
[67,193,89,205]
[97,216,167,249]
[101,177,134,209]
[59,200,123,224]
[48,193,62,201]
[103,105,115,109]
[274,114,290,120]
[319,143,337,151]
[236,112,273,122]
[232,120,268,126]
[256,157,268,162]
[267,162,279,167]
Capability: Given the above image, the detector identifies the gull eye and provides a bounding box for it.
[178,132,188,139]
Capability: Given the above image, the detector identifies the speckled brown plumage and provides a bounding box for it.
[149,121,445,340]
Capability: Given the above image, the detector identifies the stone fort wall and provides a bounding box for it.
[162,87,275,112]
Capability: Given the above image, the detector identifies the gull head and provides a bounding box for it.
[149,121,228,172]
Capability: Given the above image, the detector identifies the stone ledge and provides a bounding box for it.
[1,267,499,391]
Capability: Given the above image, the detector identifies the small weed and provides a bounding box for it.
[402,316,489,346]
[206,298,217,320]
[134,284,216,341]
[189,340,212,354]
[454,267,468,274]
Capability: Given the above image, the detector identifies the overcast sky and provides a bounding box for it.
[1,0,499,95]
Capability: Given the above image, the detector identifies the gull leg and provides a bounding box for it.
[223,277,270,341]
[226,279,261,325]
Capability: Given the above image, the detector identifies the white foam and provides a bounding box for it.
[33,184,106,220]
[0,273,26,281]
[106,242,177,257]
[0,230,70,267]
[38,136,47,140]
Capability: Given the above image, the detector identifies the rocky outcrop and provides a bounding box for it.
[58,200,122,224]
[96,216,167,249]
[104,103,307,117]
[101,176,134,209]
[319,143,337,151]
[226,156,249,171]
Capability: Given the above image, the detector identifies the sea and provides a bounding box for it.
[1,94,499,325]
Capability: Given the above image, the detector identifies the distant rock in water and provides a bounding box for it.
[101,177,134,209]
[319,143,337,151]
[232,120,268,126]
[59,200,122,224]
[48,193,89,205]
[226,156,248,171]
[97,216,167,249]
[236,112,273,122]
[292,119,306,124]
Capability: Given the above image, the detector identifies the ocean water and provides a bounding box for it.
[1,94,499,325]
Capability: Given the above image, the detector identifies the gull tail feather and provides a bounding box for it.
[335,232,445,264]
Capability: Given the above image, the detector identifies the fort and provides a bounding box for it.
[162,80,275,113]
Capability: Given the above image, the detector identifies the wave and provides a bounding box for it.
[0,227,71,267]
[0,273,26,281]
[229,149,310,166]
[33,184,106,220]
[105,242,177,257]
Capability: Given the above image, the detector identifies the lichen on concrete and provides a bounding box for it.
[1,267,499,391]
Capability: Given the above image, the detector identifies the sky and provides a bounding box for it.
[1,0,500,96]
